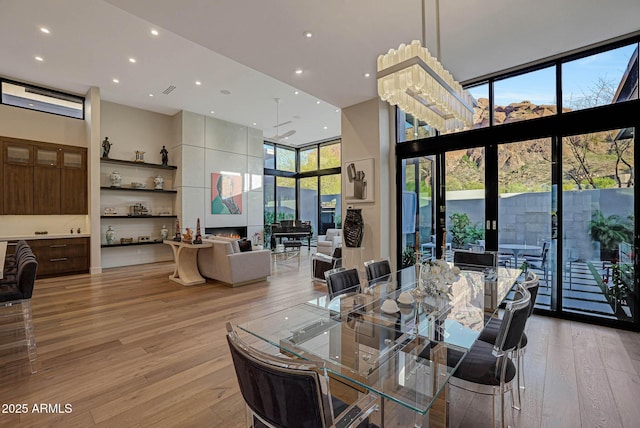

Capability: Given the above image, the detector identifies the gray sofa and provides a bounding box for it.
[197,237,271,287]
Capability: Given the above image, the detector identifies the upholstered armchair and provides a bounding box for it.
[317,228,342,255]
[311,247,341,283]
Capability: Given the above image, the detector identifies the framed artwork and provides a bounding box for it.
[211,172,243,214]
[344,158,374,203]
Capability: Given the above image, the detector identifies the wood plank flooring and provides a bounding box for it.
[0,253,639,427]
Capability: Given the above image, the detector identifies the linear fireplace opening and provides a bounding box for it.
[205,226,248,239]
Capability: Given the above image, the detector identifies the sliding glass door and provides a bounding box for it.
[561,128,635,323]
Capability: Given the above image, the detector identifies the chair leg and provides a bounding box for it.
[519,347,526,390]
[21,300,39,374]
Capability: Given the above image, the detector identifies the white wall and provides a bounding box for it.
[341,98,395,270]
[176,111,264,241]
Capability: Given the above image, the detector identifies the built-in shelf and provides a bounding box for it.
[101,240,165,248]
[100,186,177,194]
[100,215,177,219]
[100,158,177,170]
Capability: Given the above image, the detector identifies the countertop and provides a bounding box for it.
[0,233,91,241]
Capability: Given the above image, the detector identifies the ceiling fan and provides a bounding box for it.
[269,98,296,141]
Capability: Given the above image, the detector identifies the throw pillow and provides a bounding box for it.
[237,239,252,252]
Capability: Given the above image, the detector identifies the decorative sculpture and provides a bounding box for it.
[173,218,182,242]
[344,208,364,247]
[160,146,169,166]
[101,137,111,158]
[193,218,203,244]
[182,228,193,244]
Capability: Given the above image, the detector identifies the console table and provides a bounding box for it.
[164,240,212,286]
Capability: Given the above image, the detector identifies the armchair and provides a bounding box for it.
[311,247,342,283]
[317,228,342,255]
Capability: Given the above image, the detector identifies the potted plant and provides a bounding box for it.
[449,212,485,249]
[401,246,416,268]
[588,210,633,261]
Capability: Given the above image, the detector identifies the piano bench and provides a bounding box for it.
[283,240,302,249]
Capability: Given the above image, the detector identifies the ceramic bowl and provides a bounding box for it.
[397,291,415,305]
[381,299,399,314]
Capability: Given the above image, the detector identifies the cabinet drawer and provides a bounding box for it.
[27,238,89,277]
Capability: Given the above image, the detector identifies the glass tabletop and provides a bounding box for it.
[236,265,522,415]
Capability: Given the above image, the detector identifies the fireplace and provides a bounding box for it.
[205,226,248,239]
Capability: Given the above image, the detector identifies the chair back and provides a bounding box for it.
[226,324,332,428]
[522,271,539,317]
[17,256,38,299]
[453,250,496,271]
[493,284,531,355]
[364,259,391,283]
[325,267,360,300]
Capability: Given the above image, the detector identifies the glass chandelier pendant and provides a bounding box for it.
[377,40,474,133]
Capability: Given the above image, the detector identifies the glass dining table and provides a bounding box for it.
[236,265,522,426]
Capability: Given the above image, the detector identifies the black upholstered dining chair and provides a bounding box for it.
[324,267,361,300]
[363,259,391,284]
[446,283,531,428]
[0,241,39,373]
[478,271,540,408]
[453,250,496,271]
[225,323,379,428]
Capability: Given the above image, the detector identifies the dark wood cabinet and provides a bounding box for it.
[27,237,89,277]
[1,137,87,215]
[2,139,34,214]
[33,145,61,214]
[60,148,87,214]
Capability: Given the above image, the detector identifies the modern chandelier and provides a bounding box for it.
[377,0,474,133]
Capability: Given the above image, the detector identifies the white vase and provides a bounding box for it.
[109,171,122,188]
[154,175,164,190]
[106,226,116,245]
[160,225,169,240]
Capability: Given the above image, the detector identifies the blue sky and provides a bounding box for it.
[467,43,637,107]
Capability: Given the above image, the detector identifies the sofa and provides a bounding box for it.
[317,228,342,255]
[197,237,271,287]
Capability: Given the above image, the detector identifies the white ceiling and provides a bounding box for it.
[1,0,639,146]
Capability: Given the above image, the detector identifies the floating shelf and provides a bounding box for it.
[101,241,165,248]
[100,158,177,170]
[100,215,177,219]
[100,186,177,194]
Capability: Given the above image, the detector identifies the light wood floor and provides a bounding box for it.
[1,253,639,427]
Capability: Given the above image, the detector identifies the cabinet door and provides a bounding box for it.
[60,148,87,214]
[2,141,33,214]
[33,145,61,214]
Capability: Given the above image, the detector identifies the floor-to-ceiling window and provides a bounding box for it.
[397,36,639,329]
[264,140,341,248]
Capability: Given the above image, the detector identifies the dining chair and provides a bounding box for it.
[225,322,379,428]
[325,267,361,300]
[0,243,39,373]
[363,259,391,284]
[447,284,531,428]
[453,250,496,271]
[477,272,539,409]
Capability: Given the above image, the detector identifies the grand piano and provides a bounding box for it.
[270,220,312,250]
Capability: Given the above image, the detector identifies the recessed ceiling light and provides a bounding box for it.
[363,72,371,78]
[294,91,299,95]
[210,110,215,114]
[195,81,202,86]
[28,103,34,107]
[316,100,321,104]
[149,93,154,97]
[303,31,313,38]
[220,89,231,95]
[129,57,136,63]
[295,69,303,75]
[335,109,340,112]
[150,29,159,36]
[112,78,119,83]
[284,137,289,140]
[34,56,43,62]
[252,122,257,126]
[323,126,328,130]
[40,27,50,34]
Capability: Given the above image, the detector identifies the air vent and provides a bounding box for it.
[162,85,176,95]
